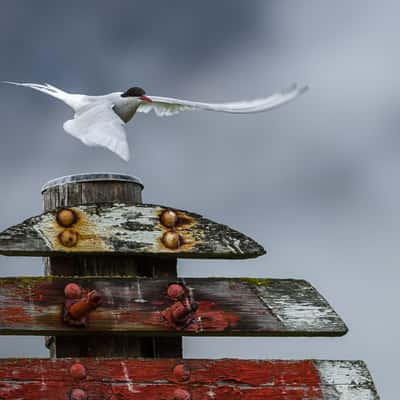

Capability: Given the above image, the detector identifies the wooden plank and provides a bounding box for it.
[0,277,347,336]
[0,203,266,258]
[0,358,379,399]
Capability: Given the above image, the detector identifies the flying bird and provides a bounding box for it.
[4,81,308,161]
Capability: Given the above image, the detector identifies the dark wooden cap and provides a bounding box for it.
[41,173,144,193]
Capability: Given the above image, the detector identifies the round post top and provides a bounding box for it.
[41,173,144,193]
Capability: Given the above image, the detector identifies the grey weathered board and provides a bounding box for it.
[0,358,378,399]
[0,277,347,336]
[0,203,265,258]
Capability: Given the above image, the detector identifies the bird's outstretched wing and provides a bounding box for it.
[63,103,130,161]
[137,84,308,116]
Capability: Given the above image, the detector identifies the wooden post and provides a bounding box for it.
[42,173,181,358]
[0,173,380,399]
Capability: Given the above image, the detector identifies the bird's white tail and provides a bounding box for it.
[2,81,82,110]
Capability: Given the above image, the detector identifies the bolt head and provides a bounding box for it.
[70,363,86,380]
[173,364,190,382]
[173,388,191,400]
[88,290,102,305]
[168,284,185,300]
[56,208,78,228]
[70,388,87,400]
[160,209,178,228]
[64,283,82,299]
[162,231,181,250]
[59,229,79,247]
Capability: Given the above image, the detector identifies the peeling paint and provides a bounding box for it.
[0,203,266,258]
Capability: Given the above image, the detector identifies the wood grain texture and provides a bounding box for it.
[0,358,379,399]
[0,203,266,258]
[42,174,143,211]
[0,277,347,336]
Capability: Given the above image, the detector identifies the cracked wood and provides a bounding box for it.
[0,203,265,258]
[0,277,347,336]
[0,358,379,399]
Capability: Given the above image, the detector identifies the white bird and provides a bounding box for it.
[4,81,308,161]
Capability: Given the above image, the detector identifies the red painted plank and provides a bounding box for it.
[0,382,322,400]
[0,277,347,336]
[0,358,378,399]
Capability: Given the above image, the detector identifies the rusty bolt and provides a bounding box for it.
[162,231,181,250]
[173,388,191,400]
[167,283,185,300]
[59,229,79,247]
[70,363,86,380]
[70,388,87,400]
[160,209,178,228]
[64,283,82,299]
[173,364,190,382]
[56,208,78,228]
[69,290,102,320]
[171,301,198,323]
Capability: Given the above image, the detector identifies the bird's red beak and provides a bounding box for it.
[140,95,153,102]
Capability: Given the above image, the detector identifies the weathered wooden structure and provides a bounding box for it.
[0,173,379,399]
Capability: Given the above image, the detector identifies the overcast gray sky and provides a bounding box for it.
[0,1,397,397]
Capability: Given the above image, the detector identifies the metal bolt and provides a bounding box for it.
[64,283,82,299]
[167,284,185,300]
[162,231,181,250]
[59,229,79,247]
[171,301,198,323]
[56,208,78,228]
[160,209,178,228]
[173,388,191,400]
[70,363,86,380]
[70,388,87,400]
[69,290,102,320]
[173,364,190,382]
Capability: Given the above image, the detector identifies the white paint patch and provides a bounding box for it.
[121,361,139,393]
[134,279,147,303]
[316,361,378,400]
[316,361,372,385]
[33,215,53,248]
[321,385,377,400]
[255,281,347,331]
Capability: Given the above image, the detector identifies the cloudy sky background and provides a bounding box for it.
[0,1,397,397]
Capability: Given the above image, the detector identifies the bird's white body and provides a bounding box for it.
[4,81,308,161]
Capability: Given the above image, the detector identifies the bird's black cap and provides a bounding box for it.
[121,87,146,97]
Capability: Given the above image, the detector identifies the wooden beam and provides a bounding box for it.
[0,358,378,399]
[0,277,347,336]
[0,203,266,258]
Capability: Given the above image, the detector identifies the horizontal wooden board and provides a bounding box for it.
[0,358,378,399]
[0,277,347,336]
[0,203,265,258]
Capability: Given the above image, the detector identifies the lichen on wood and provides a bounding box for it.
[0,203,266,259]
[0,276,347,336]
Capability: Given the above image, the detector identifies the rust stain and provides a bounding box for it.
[156,208,200,252]
[56,208,78,228]
[159,209,178,228]
[161,231,182,250]
[157,208,196,229]
[148,301,239,333]
[39,208,110,252]
[58,229,80,247]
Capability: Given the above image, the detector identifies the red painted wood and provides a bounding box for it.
[0,359,324,399]
[0,383,322,400]
[0,359,321,385]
